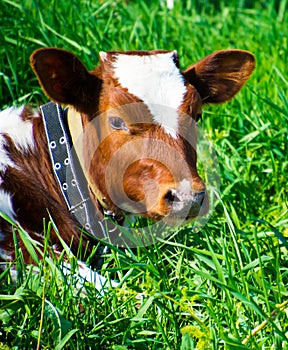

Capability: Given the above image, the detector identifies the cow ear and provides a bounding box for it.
[183,50,255,104]
[30,48,101,111]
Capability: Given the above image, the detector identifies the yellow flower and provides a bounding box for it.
[181,325,211,350]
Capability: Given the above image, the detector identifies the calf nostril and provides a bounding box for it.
[164,189,180,204]
[165,189,206,205]
[195,191,206,205]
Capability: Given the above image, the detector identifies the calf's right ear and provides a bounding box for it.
[30,48,102,112]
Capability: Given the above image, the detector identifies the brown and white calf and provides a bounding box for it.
[0,48,255,288]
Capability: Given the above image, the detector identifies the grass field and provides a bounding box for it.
[0,0,288,349]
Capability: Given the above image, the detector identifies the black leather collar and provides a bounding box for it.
[40,102,109,242]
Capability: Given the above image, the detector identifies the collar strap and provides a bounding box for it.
[40,102,108,239]
[66,107,110,212]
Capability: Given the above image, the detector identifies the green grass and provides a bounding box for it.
[0,0,287,349]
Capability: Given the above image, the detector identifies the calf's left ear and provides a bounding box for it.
[183,50,255,104]
[30,48,102,112]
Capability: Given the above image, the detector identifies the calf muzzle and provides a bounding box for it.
[164,183,208,222]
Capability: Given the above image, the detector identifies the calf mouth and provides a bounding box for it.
[123,189,209,227]
[162,191,209,226]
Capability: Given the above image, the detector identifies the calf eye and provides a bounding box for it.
[109,117,129,131]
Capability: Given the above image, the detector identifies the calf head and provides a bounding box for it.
[31,48,255,226]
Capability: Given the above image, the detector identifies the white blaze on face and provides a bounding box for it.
[112,51,187,138]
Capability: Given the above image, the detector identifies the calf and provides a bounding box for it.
[0,48,255,285]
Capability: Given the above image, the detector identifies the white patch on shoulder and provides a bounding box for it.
[0,106,36,172]
[112,51,187,138]
[0,189,15,221]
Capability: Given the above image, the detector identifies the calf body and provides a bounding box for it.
[0,48,255,271]
[0,106,87,263]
